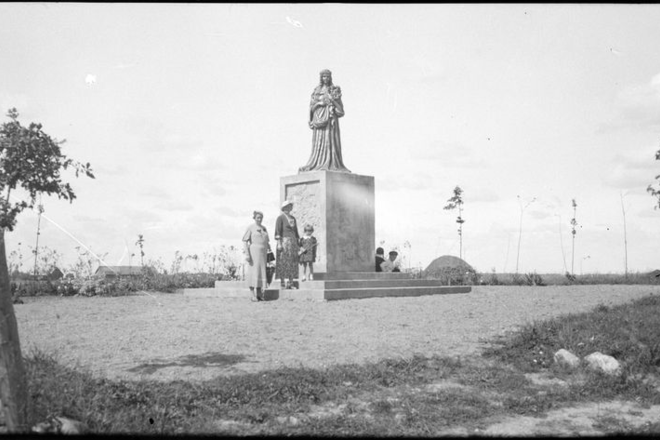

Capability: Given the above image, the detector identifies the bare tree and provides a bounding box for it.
[570,199,577,275]
[32,199,44,277]
[515,195,536,274]
[620,192,629,278]
[135,234,145,267]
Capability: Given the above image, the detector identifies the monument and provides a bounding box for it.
[281,69,374,274]
[276,69,470,300]
[183,70,471,301]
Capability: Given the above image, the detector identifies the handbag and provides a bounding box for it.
[266,251,275,263]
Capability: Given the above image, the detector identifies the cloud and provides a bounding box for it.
[0,94,30,115]
[123,208,163,226]
[467,188,501,203]
[376,172,433,192]
[416,141,487,168]
[154,200,194,212]
[214,205,242,217]
[600,73,660,132]
[181,151,225,171]
[114,116,205,155]
[94,163,128,177]
[140,186,171,199]
[528,209,553,221]
[603,150,659,189]
[636,207,660,218]
[197,174,229,197]
[652,73,660,96]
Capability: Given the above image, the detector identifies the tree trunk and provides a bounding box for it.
[0,229,28,432]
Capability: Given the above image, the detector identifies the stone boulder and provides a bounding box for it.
[553,349,580,369]
[584,352,621,376]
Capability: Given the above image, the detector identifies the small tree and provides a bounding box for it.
[620,192,629,278]
[570,199,578,275]
[648,147,660,208]
[135,234,145,267]
[0,108,93,432]
[443,186,465,259]
[32,199,44,277]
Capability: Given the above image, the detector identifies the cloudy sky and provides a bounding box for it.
[2,3,660,275]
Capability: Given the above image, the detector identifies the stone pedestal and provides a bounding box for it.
[280,171,375,274]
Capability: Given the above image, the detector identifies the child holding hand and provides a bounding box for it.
[298,224,318,281]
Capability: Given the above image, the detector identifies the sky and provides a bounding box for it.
[1,3,660,275]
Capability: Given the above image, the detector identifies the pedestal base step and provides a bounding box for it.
[180,278,471,301]
[280,285,470,301]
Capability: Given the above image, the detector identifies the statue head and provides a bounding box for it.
[319,69,333,86]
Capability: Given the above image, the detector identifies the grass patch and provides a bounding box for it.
[24,293,660,435]
[483,295,660,373]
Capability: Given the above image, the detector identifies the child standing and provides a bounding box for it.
[298,224,318,281]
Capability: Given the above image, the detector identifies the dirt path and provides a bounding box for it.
[15,285,660,382]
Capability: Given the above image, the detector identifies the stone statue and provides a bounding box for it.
[299,69,351,173]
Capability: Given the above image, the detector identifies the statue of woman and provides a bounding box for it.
[299,69,351,173]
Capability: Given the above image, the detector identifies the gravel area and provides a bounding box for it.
[15,285,660,382]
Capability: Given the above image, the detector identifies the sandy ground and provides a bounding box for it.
[14,285,660,382]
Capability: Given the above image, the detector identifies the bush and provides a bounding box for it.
[525,272,545,286]
[510,272,545,286]
[41,272,222,297]
[424,266,477,285]
[565,272,578,284]
[478,270,502,286]
[11,280,59,297]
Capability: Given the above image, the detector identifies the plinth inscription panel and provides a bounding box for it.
[281,171,375,274]
[285,180,322,265]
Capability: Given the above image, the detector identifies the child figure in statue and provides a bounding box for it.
[298,224,318,281]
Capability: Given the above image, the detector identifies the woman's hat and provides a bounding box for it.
[281,200,293,209]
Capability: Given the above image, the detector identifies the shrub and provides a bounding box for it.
[565,271,578,284]
[525,272,545,286]
[11,280,58,297]
[478,269,502,286]
[424,266,477,285]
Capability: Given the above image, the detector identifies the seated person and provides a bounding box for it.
[375,247,385,272]
[380,250,401,272]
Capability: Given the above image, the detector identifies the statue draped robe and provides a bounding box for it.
[299,84,351,173]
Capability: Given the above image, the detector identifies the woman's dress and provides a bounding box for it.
[275,213,300,281]
[242,223,270,289]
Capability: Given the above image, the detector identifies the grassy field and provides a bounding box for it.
[22,292,660,435]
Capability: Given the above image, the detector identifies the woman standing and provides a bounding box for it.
[274,200,300,289]
[242,210,271,301]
